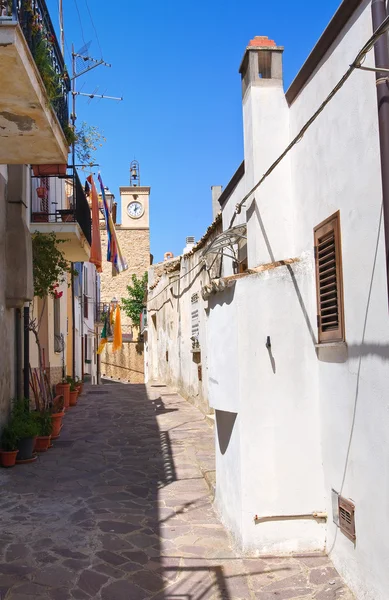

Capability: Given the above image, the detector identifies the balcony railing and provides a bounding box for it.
[30,169,92,245]
[95,302,109,325]
[1,0,70,132]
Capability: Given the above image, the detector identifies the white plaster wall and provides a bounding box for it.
[208,260,325,553]
[83,263,97,383]
[242,81,293,266]
[288,2,389,597]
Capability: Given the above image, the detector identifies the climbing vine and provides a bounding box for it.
[32,232,73,298]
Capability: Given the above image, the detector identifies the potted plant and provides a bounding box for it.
[33,411,52,452]
[36,186,48,199]
[67,378,79,407]
[11,400,40,462]
[75,376,84,396]
[0,424,19,468]
[31,212,49,223]
[56,380,70,410]
[50,395,65,440]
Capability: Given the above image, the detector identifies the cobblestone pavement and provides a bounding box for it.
[0,382,354,600]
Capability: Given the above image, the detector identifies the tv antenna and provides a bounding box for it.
[70,43,123,169]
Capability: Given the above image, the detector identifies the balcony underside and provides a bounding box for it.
[0,23,68,165]
[30,222,90,262]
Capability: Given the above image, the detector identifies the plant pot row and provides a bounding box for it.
[0,396,68,468]
[55,381,83,410]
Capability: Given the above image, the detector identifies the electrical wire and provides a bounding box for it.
[148,261,205,305]
[232,13,389,224]
[84,0,104,59]
[73,0,86,49]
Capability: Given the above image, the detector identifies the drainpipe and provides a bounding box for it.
[23,305,30,399]
[15,309,21,399]
[372,0,389,308]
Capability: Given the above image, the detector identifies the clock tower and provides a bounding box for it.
[99,161,151,384]
[119,161,150,230]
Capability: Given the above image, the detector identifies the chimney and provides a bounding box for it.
[164,252,174,261]
[239,36,293,265]
[239,36,284,98]
[183,236,195,255]
[211,185,223,219]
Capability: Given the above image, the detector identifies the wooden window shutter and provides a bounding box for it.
[314,211,345,343]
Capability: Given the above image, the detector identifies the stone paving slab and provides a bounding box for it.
[0,382,354,599]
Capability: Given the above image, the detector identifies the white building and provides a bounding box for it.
[148,2,389,599]
[73,261,100,385]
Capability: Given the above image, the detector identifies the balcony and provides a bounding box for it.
[0,0,69,164]
[95,302,109,327]
[30,169,91,262]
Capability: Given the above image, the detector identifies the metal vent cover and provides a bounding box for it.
[338,496,356,542]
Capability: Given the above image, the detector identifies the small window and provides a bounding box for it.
[314,211,345,343]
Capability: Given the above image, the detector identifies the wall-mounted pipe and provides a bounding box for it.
[372,0,389,309]
[254,512,327,523]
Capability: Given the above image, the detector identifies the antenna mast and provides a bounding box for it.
[70,45,123,169]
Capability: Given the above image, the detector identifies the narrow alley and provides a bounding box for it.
[0,384,353,600]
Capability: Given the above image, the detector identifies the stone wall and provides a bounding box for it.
[100,227,150,331]
[100,341,144,383]
[100,226,150,383]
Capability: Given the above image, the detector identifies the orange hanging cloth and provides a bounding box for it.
[112,305,122,353]
[87,174,102,273]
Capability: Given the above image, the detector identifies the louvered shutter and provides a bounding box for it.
[314,212,345,343]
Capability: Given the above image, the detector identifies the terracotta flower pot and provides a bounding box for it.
[51,411,65,439]
[32,164,67,177]
[56,383,70,410]
[75,383,83,396]
[32,212,49,223]
[34,436,51,453]
[0,450,19,468]
[36,186,48,199]
[69,390,78,406]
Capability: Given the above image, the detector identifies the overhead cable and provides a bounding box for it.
[233,14,389,220]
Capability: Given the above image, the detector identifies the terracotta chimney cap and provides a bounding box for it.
[248,36,277,48]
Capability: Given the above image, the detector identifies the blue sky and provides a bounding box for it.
[49,0,341,262]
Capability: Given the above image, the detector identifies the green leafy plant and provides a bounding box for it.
[63,123,77,147]
[32,232,74,298]
[121,272,148,329]
[33,33,63,104]
[1,424,18,451]
[75,122,106,167]
[32,411,52,436]
[66,376,77,392]
[9,399,39,440]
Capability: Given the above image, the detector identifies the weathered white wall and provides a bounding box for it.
[147,222,222,416]
[212,1,389,597]
[208,261,325,553]
[288,2,389,598]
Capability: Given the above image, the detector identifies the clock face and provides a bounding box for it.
[127,201,144,219]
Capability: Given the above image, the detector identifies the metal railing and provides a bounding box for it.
[30,169,92,246]
[95,302,109,325]
[0,0,70,132]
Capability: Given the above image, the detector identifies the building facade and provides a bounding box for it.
[147,2,389,599]
[100,166,150,383]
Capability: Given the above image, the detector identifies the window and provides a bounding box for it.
[314,211,345,343]
[54,297,61,353]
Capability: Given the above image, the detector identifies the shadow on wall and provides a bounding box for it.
[216,409,238,455]
[328,206,385,555]
[207,284,236,310]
